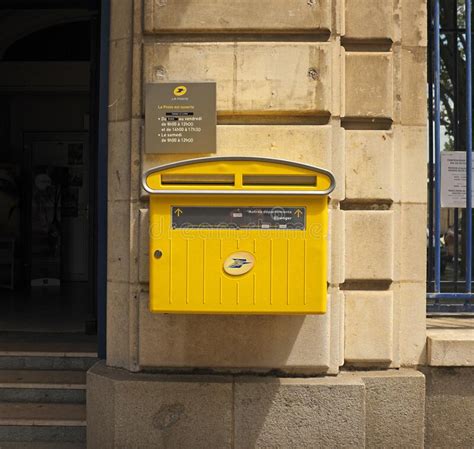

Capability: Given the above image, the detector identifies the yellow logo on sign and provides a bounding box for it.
[173,86,187,96]
[223,251,255,276]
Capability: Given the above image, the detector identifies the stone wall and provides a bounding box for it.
[106,0,427,374]
[88,362,425,449]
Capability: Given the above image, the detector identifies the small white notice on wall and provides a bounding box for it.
[441,151,474,208]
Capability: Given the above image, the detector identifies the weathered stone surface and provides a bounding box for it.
[130,118,143,201]
[345,130,394,200]
[396,282,427,366]
[358,369,425,449]
[215,125,331,166]
[329,208,345,285]
[398,126,427,203]
[108,121,131,202]
[344,291,394,363]
[109,38,132,122]
[88,365,430,449]
[427,331,474,366]
[422,366,474,448]
[144,43,332,114]
[107,201,131,283]
[87,362,116,449]
[401,47,427,125]
[234,376,365,449]
[138,291,343,374]
[344,0,393,40]
[138,208,149,284]
[106,282,130,369]
[88,362,233,449]
[344,211,394,280]
[110,0,133,41]
[144,0,332,33]
[344,52,393,118]
[395,204,427,283]
[142,125,332,177]
[401,0,427,47]
[330,288,345,368]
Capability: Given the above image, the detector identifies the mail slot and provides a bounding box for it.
[142,157,335,314]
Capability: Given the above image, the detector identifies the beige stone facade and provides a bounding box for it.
[93,0,429,447]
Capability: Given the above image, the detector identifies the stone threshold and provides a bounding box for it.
[426,317,474,366]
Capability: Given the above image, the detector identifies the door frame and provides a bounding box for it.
[96,0,109,359]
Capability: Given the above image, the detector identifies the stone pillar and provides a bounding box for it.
[91,1,428,447]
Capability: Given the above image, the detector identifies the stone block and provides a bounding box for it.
[87,362,233,449]
[109,38,132,122]
[401,47,427,125]
[144,43,332,114]
[144,0,331,33]
[329,208,345,285]
[87,362,116,449]
[396,282,427,366]
[141,124,333,194]
[345,130,394,200]
[398,126,427,203]
[216,124,332,166]
[138,208,149,284]
[344,0,393,40]
[344,290,394,363]
[138,291,340,374]
[344,52,393,118]
[358,369,425,448]
[401,0,427,47]
[130,118,142,201]
[395,204,427,283]
[110,0,133,41]
[344,210,394,280]
[330,122,345,200]
[107,200,131,283]
[422,366,474,448]
[234,376,365,449]
[427,331,474,366]
[330,288,345,367]
[106,282,131,369]
[108,121,131,202]
[131,39,143,119]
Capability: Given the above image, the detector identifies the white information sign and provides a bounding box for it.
[441,151,474,208]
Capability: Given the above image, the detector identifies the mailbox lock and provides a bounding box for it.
[154,250,163,259]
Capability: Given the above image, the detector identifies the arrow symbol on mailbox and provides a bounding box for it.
[174,208,183,217]
[294,209,303,217]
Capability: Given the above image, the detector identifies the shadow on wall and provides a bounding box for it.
[137,302,329,375]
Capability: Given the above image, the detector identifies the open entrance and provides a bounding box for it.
[0,1,106,352]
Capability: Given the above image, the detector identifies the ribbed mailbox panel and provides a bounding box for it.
[142,157,335,314]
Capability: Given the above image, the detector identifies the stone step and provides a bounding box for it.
[0,403,86,426]
[0,403,86,443]
[0,356,97,371]
[0,426,86,443]
[0,442,85,449]
[0,370,86,403]
[0,388,85,404]
[427,317,474,366]
[0,370,86,389]
[0,332,97,371]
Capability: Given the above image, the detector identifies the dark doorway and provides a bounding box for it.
[0,1,106,351]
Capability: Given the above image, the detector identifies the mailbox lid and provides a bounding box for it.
[143,156,335,195]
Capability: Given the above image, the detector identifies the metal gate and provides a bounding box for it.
[428,0,473,312]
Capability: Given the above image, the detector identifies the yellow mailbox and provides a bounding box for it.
[142,157,335,314]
